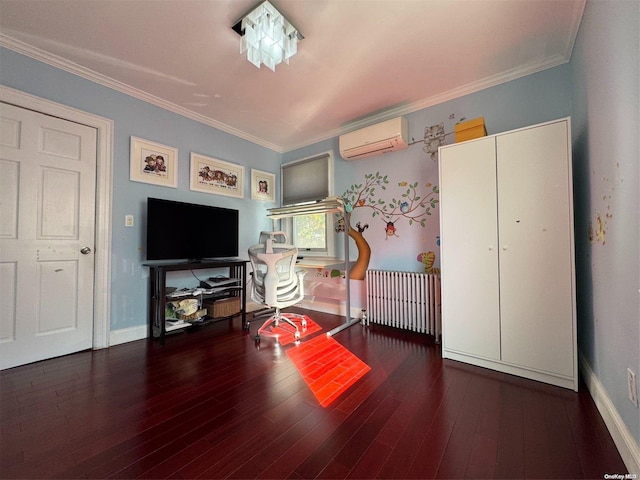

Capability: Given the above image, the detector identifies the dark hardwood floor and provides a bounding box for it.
[0,308,627,479]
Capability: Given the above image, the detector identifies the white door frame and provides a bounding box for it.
[0,85,113,349]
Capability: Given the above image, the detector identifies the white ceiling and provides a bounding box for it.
[0,0,585,152]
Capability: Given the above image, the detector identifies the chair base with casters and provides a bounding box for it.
[254,308,308,345]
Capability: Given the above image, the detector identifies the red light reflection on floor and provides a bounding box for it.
[286,334,371,407]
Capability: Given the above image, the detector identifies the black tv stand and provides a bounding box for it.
[144,259,248,345]
[183,257,242,264]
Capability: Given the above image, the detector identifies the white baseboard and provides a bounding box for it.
[109,325,147,346]
[579,352,640,474]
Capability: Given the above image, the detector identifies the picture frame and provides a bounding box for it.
[129,136,178,188]
[251,169,276,202]
[190,152,245,198]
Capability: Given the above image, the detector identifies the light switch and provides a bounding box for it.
[125,215,134,227]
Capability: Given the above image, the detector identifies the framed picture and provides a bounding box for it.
[190,153,245,198]
[251,169,276,202]
[130,137,178,188]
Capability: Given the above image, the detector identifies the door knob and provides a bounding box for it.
[80,247,92,255]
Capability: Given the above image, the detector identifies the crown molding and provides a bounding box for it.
[0,34,284,153]
[281,53,572,153]
[563,0,587,61]
[2,22,578,156]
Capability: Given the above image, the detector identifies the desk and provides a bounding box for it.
[267,197,359,337]
[296,257,354,270]
[144,259,248,345]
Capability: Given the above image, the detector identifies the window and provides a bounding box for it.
[281,152,333,256]
[281,153,331,205]
[293,213,327,251]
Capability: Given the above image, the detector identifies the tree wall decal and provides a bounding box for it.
[337,171,439,279]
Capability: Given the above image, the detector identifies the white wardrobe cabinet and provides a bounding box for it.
[438,118,577,391]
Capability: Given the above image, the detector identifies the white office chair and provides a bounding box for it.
[250,231,289,321]
[258,230,288,247]
[247,237,307,344]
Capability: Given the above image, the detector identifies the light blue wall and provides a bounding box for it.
[0,48,572,330]
[284,64,573,273]
[2,9,638,460]
[0,47,280,331]
[571,0,640,451]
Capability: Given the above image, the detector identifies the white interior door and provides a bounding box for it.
[0,102,97,370]
[439,137,501,360]
[496,120,575,377]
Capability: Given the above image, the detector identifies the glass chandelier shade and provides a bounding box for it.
[239,1,300,71]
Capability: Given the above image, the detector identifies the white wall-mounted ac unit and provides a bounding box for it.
[339,116,409,160]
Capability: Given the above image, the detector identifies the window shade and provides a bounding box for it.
[282,153,330,206]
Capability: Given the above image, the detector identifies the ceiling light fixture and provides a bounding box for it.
[232,1,303,71]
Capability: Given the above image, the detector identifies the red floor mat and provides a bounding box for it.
[257,313,322,346]
[286,334,371,407]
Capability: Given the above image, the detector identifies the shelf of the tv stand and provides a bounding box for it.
[162,311,240,334]
[166,288,240,300]
[164,320,193,332]
[144,259,248,345]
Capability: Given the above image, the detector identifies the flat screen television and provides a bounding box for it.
[146,197,239,261]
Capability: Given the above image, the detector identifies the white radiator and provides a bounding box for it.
[365,270,441,341]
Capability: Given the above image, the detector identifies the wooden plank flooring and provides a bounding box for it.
[0,308,627,479]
